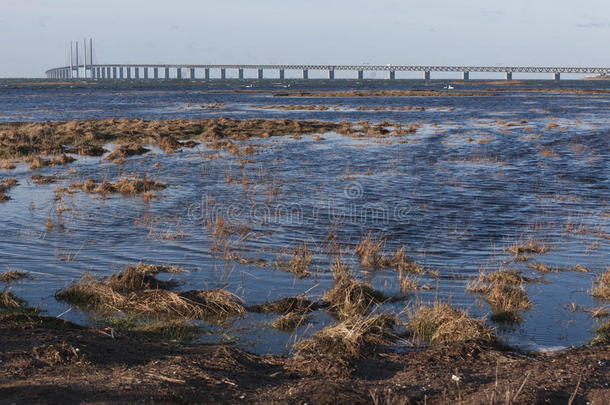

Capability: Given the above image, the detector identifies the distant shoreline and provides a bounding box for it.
[583,74,610,80]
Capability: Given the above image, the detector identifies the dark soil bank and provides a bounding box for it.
[1,314,608,404]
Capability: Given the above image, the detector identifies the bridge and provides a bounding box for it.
[44,40,610,81]
[45,63,610,81]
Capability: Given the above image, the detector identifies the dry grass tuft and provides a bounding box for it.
[508,239,548,255]
[592,322,610,344]
[0,269,30,283]
[104,265,176,293]
[385,247,423,273]
[30,173,60,185]
[105,143,150,161]
[178,289,245,320]
[75,175,166,197]
[485,284,532,323]
[323,275,388,318]
[0,177,18,202]
[355,234,385,269]
[294,314,395,358]
[248,297,318,315]
[271,312,311,332]
[26,154,75,170]
[591,269,610,301]
[406,302,496,344]
[55,264,244,322]
[483,269,533,285]
[0,289,24,310]
[275,243,313,278]
[0,159,16,170]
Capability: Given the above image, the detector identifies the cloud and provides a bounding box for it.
[576,21,610,28]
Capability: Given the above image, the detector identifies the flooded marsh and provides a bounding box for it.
[0,79,609,355]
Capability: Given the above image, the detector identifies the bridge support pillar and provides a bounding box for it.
[553,72,560,81]
[302,69,308,79]
[117,67,122,79]
[328,69,334,80]
[101,68,106,79]
[462,71,469,80]
[388,71,395,80]
[144,68,148,79]
[424,71,430,80]
[190,68,195,79]
[357,70,363,80]
[258,69,263,79]
[127,67,132,79]
[238,68,244,79]
[177,68,182,79]
[111,67,115,79]
[135,67,140,79]
[505,72,512,81]
[279,69,284,79]
[165,67,170,80]
[154,67,158,79]
[204,68,210,80]
[96,67,100,79]
[220,68,226,79]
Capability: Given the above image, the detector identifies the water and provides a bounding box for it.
[0,79,608,354]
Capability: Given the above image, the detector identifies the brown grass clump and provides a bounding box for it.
[75,175,166,197]
[0,118,354,166]
[271,312,311,332]
[248,297,318,315]
[0,290,24,310]
[591,269,610,301]
[178,289,245,320]
[105,143,150,161]
[508,239,548,255]
[407,302,496,344]
[468,269,532,323]
[323,275,388,318]
[30,173,60,185]
[355,234,385,269]
[56,264,244,322]
[104,265,176,292]
[276,243,313,278]
[26,154,76,170]
[483,269,533,285]
[0,269,30,283]
[592,321,610,344]
[0,177,18,202]
[385,247,423,273]
[55,267,245,320]
[294,314,395,358]
[484,284,532,323]
[0,159,15,170]
[55,275,127,311]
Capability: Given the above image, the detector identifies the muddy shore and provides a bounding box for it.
[1,313,608,404]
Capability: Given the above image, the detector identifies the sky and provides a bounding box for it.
[1,0,609,77]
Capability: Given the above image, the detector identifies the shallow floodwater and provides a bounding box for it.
[0,79,608,354]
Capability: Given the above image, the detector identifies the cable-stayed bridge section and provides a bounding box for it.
[45,63,610,81]
[45,40,610,81]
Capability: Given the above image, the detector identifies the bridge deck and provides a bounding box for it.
[45,64,610,79]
